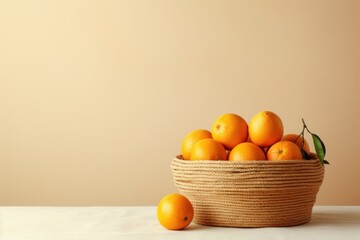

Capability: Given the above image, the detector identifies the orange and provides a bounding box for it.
[157,193,194,230]
[181,129,212,160]
[190,138,227,160]
[282,133,311,155]
[267,140,303,160]
[249,111,284,147]
[229,142,266,161]
[211,113,248,149]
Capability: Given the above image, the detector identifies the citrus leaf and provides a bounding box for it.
[312,133,326,165]
[313,133,326,155]
[301,149,311,160]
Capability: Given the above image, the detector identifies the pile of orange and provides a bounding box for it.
[157,111,312,231]
[181,111,310,161]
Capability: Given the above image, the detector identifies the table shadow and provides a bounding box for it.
[307,211,360,227]
[186,224,209,231]
[184,210,360,231]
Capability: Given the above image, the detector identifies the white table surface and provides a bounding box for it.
[1,206,359,240]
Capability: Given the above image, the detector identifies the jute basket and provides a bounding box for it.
[171,155,325,228]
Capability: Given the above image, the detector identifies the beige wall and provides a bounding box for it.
[0,0,359,206]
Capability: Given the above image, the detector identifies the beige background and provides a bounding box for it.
[0,0,359,206]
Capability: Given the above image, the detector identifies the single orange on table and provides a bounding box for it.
[282,133,311,155]
[249,111,283,148]
[157,193,194,230]
[190,138,227,160]
[181,129,212,160]
[267,140,303,160]
[229,142,266,161]
[211,113,248,150]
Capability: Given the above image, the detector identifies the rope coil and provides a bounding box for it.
[171,156,324,227]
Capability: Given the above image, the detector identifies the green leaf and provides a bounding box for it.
[312,133,326,165]
[313,133,326,155]
[323,160,330,165]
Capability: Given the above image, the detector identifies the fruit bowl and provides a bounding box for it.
[171,155,324,228]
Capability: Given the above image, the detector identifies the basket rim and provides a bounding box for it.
[174,154,321,165]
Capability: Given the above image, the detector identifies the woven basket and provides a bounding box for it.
[171,155,325,228]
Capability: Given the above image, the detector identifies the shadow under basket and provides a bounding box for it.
[171,155,325,228]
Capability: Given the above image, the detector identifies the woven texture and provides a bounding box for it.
[171,156,325,227]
